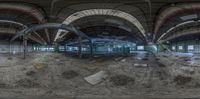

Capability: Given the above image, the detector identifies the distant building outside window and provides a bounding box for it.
[137,46,144,50]
[178,46,183,50]
[82,48,87,51]
[108,48,113,52]
[188,45,194,50]
[172,46,176,50]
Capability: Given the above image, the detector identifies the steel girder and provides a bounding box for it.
[11,23,91,58]
[11,23,91,41]
[158,27,200,43]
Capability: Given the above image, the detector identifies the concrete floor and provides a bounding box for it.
[0,52,200,98]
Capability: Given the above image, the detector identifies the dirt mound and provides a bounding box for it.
[16,79,40,88]
[0,82,9,88]
[62,70,79,79]
[110,75,135,86]
[26,71,36,76]
[174,75,192,85]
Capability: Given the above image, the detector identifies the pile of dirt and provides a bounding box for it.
[194,58,200,60]
[181,56,192,62]
[26,71,36,76]
[62,70,79,79]
[110,75,135,86]
[156,61,166,67]
[7,57,12,60]
[16,78,40,88]
[0,82,9,88]
[174,75,192,85]
[142,57,149,61]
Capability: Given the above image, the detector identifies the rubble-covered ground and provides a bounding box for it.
[0,52,200,98]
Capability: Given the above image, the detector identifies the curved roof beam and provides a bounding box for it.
[159,27,200,43]
[55,9,146,42]
[0,3,45,22]
[157,20,197,42]
[0,20,26,27]
[154,3,200,40]
[0,20,46,44]
[58,24,133,40]
[0,3,52,44]
[0,20,27,34]
[0,20,25,34]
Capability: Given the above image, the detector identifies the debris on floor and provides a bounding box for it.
[121,59,126,62]
[33,63,48,70]
[0,52,200,97]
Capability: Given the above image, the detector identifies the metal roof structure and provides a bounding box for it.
[0,0,200,44]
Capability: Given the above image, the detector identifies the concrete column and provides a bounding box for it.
[78,37,82,58]
[146,42,158,53]
[23,36,28,59]
[89,40,93,57]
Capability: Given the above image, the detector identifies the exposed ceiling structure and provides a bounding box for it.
[154,3,200,43]
[0,0,200,45]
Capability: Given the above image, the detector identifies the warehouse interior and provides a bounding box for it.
[0,0,200,98]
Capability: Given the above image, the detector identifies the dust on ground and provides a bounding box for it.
[0,52,200,98]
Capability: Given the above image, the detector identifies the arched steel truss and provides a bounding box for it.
[154,3,200,41]
[0,20,46,44]
[11,23,90,41]
[157,20,200,42]
[55,9,147,42]
[11,23,92,58]
[158,27,200,43]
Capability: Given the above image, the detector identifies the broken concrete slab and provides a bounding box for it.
[136,57,142,60]
[84,71,108,85]
[134,63,148,67]
[121,59,126,62]
[114,57,123,61]
[33,63,48,70]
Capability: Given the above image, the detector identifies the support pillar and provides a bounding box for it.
[64,44,67,52]
[146,42,158,54]
[184,41,187,53]
[23,36,28,59]
[89,40,93,57]
[78,37,82,58]
[9,40,12,54]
